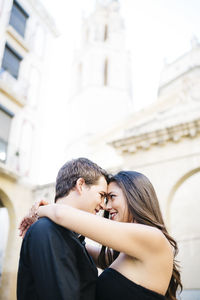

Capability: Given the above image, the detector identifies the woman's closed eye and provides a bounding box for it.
[108,193,117,200]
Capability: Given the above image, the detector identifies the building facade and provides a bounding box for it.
[0,1,56,299]
[105,39,200,299]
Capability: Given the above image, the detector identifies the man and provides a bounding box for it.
[17,158,108,300]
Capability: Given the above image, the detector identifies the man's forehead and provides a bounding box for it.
[98,176,108,185]
[98,185,108,194]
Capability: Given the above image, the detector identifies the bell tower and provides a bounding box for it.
[66,0,132,157]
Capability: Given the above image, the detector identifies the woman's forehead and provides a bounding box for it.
[108,182,120,191]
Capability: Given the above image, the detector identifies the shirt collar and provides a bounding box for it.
[73,232,86,246]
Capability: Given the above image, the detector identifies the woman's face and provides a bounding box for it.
[107,182,130,222]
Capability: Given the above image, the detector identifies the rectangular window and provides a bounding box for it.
[9,0,29,38]
[1,43,22,79]
[0,105,13,163]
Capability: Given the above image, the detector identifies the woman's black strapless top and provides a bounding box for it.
[96,268,166,300]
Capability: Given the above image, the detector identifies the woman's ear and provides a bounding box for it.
[76,178,85,194]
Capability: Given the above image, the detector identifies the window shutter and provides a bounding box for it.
[9,0,29,37]
[0,108,13,142]
[1,44,22,78]
[0,107,13,162]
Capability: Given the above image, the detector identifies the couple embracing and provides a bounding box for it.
[17,158,182,300]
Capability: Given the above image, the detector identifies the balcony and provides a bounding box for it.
[0,68,28,107]
[6,25,30,53]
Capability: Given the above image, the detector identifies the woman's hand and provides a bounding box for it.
[19,199,49,238]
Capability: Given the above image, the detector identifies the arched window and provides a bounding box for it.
[104,58,108,86]
[104,24,108,41]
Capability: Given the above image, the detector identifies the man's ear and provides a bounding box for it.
[76,178,85,194]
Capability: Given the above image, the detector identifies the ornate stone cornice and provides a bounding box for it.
[110,118,200,154]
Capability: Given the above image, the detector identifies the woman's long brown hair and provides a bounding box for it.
[98,171,182,300]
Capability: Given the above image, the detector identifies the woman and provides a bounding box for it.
[20,171,182,300]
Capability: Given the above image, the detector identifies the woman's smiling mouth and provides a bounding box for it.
[109,211,118,220]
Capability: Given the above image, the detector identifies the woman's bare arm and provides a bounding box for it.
[38,204,168,261]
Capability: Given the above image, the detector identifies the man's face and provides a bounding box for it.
[81,176,108,214]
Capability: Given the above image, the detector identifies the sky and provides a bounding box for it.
[37,0,200,184]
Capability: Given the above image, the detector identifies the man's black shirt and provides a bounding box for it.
[17,217,98,300]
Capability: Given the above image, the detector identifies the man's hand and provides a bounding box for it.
[19,199,49,238]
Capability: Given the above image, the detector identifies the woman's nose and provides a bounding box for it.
[106,199,112,210]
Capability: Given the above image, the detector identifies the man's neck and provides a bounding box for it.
[56,192,80,209]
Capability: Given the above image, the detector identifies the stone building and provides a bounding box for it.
[96,38,200,299]
[0,1,56,299]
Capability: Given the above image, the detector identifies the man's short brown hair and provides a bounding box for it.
[55,157,108,202]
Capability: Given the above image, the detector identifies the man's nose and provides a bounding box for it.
[100,198,106,210]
